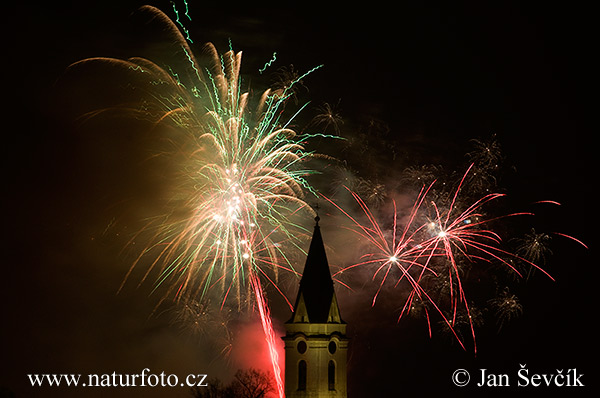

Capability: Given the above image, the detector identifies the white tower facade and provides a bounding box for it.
[283,217,348,398]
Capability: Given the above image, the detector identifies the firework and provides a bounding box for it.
[62,6,333,397]
[514,228,553,279]
[324,163,575,353]
[63,5,327,308]
[170,297,235,357]
[488,286,523,331]
[309,100,344,135]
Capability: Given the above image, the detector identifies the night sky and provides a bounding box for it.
[2,1,595,397]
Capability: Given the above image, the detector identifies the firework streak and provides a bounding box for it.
[250,272,284,398]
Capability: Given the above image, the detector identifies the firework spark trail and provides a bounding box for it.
[550,232,588,249]
[259,52,277,74]
[250,272,284,398]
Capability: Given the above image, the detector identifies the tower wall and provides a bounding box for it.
[283,323,348,398]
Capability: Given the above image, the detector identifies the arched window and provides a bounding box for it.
[328,360,335,390]
[298,360,307,390]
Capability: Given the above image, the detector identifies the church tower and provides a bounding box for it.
[283,216,348,398]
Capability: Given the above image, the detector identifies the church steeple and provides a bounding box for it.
[283,216,348,398]
[290,216,343,325]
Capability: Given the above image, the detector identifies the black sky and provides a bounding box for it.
[2,1,596,397]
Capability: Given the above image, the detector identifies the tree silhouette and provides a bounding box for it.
[190,368,275,398]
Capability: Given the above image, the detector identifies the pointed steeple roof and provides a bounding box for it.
[290,216,343,324]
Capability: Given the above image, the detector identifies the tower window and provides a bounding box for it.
[298,360,307,391]
[297,340,307,354]
[328,341,337,354]
[328,360,335,390]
